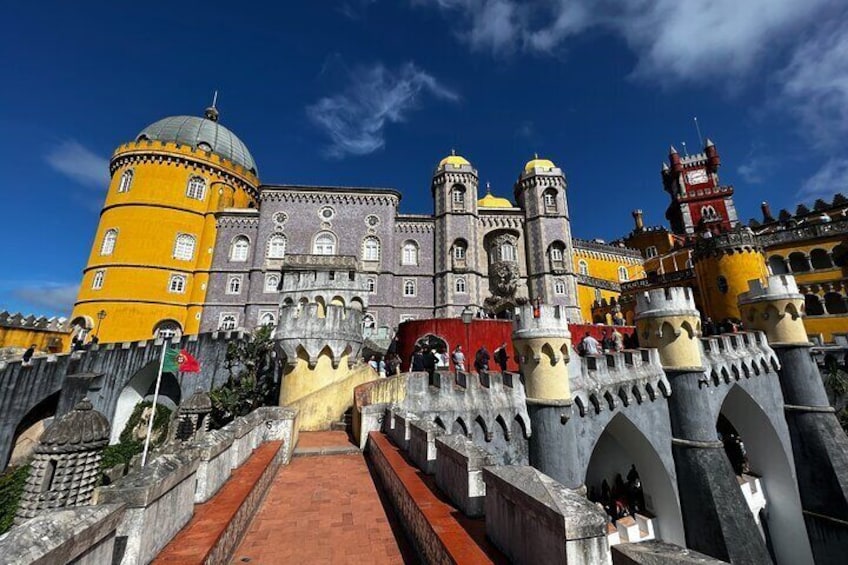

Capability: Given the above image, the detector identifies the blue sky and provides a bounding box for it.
[3,1,848,317]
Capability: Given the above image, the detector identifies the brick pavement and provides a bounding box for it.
[231,433,415,564]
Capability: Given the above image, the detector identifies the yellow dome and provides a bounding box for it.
[477,192,513,208]
[524,157,556,173]
[438,151,470,168]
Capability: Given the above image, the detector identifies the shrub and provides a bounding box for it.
[0,464,30,534]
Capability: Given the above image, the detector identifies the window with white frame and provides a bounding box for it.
[267,234,286,259]
[594,288,602,302]
[186,176,206,200]
[362,313,376,330]
[173,233,196,260]
[453,241,466,260]
[230,236,250,262]
[219,313,237,330]
[402,241,419,265]
[264,273,279,293]
[92,270,105,290]
[455,277,467,293]
[543,189,558,212]
[452,185,466,210]
[118,169,133,193]
[403,279,416,297]
[313,232,336,255]
[362,237,380,261]
[258,311,277,327]
[366,277,376,293]
[646,246,658,258]
[578,260,589,276]
[168,274,186,293]
[554,279,566,295]
[500,242,517,262]
[618,266,629,281]
[227,275,242,294]
[550,246,564,262]
[100,229,118,256]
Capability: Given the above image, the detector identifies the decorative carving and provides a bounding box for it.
[490,261,520,297]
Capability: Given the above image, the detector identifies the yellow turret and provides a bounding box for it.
[512,303,572,401]
[738,275,809,346]
[70,107,259,344]
[635,287,703,370]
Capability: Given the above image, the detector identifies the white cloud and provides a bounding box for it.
[45,140,109,188]
[11,283,79,315]
[307,62,458,158]
[799,158,848,200]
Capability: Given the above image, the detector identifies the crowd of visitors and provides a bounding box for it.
[588,465,646,523]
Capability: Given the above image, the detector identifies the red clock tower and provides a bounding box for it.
[662,139,738,236]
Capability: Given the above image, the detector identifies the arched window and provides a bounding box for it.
[186,176,206,200]
[578,260,589,276]
[313,232,336,255]
[173,234,196,260]
[264,273,279,293]
[230,236,250,262]
[549,246,563,262]
[768,255,789,275]
[259,311,277,327]
[805,294,825,316]
[455,277,467,293]
[118,169,133,193]
[402,241,419,265]
[810,248,834,270]
[824,292,847,314]
[154,320,181,339]
[227,275,242,294]
[788,252,810,273]
[452,185,466,211]
[219,313,237,330]
[168,274,186,293]
[362,313,376,330]
[453,239,467,260]
[267,234,286,259]
[366,277,376,293]
[500,242,517,262]
[701,205,717,219]
[92,270,105,290]
[100,229,118,255]
[403,279,416,297]
[362,237,380,261]
[618,266,629,281]
[543,189,558,213]
[554,279,566,295]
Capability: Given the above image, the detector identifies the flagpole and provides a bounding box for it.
[141,340,169,467]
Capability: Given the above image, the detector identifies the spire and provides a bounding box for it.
[534,152,539,159]
[669,145,678,155]
[705,138,715,148]
[451,148,456,156]
[204,90,220,122]
[486,181,492,195]
[662,162,670,171]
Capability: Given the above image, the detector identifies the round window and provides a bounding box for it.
[365,215,380,227]
[273,212,288,225]
[319,206,335,220]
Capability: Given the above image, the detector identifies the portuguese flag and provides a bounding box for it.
[162,347,201,373]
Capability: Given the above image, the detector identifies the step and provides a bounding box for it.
[293,444,360,457]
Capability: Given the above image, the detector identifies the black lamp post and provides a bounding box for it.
[95,309,107,338]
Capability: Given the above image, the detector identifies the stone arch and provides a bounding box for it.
[833,244,848,267]
[718,385,813,564]
[585,412,685,545]
[415,334,449,356]
[7,391,60,468]
[473,415,490,443]
[540,343,556,366]
[314,296,326,318]
[809,248,833,270]
[512,414,530,440]
[434,416,447,431]
[152,319,182,340]
[804,294,824,316]
[767,255,789,275]
[452,417,469,437]
[110,360,181,444]
[788,251,810,273]
[350,297,364,311]
[824,292,847,314]
[495,414,510,440]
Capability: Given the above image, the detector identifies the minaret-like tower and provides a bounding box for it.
[432,151,482,318]
[512,303,571,401]
[636,287,771,562]
[71,103,259,344]
[739,275,848,561]
[514,157,581,322]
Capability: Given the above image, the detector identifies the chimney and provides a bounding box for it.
[761,201,774,223]
[632,209,645,231]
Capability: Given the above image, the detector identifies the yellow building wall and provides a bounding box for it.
[694,250,768,322]
[573,249,643,322]
[0,327,68,353]
[71,141,258,345]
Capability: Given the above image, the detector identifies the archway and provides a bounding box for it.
[110,361,182,444]
[153,319,182,340]
[7,391,60,467]
[585,412,684,546]
[718,385,813,564]
[415,334,449,361]
[768,255,789,275]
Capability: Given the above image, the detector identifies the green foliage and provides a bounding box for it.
[118,401,172,446]
[210,325,278,428]
[0,464,30,534]
[100,440,142,472]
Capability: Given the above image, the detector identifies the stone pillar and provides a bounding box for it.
[15,398,110,524]
[739,275,848,562]
[636,287,770,563]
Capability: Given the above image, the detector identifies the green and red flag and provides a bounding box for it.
[163,347,201,373]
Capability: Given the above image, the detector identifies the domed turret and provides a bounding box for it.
[523,155,557,173]
[477,182,512,208]
[438,149,471,169]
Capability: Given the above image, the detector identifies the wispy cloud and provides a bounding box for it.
[307,62,458,158]
[45,140,109,188]
[8,282,79,315]
[736,146,776,185]
[799,158,848,200]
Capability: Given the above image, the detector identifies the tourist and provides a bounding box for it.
[378,355,386,378]
[578,332,601,356]
[493,342,509,372]
[385,354,400,377]
[703,317,716,337]
[452,345,466,373]
[368,355,379,372]
[612,329,624,352]
[422,347,437,380]
[474,346,490,373]
[410,346,425,372]
[22,344,36,366]
[436,348,449,369]
[601,330,614,352]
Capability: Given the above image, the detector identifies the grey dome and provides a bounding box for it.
[137,115,258,175]
[181,389,212,414]
[38,398,110,453]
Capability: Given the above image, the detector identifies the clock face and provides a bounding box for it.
[686,169,709,184]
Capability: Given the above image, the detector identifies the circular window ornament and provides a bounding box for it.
[273,212,288,225]
[319,206,335,220]
[365,215,380,228]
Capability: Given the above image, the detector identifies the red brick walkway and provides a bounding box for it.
[231,432,415,564]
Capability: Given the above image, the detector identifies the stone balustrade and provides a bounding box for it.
[407,419,444,475]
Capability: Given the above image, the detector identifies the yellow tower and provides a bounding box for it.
[635,286,703,370]
[70,105,259,344]
[738,274,809,346]
[512,303,572,401]
[692,228,768,323]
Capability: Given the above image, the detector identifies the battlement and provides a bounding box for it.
[513,304,570,340]
[276,303,364,369]
[635,287,699,319]
[738,275,802,305]
[693,227,761,260]
[0,311,70,332]
[699,331,780,387]
[571,348,669,417]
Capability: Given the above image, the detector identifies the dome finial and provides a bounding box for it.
[204,90,220,122]
[486,181,492,194]
[451,148,456,156]
[534,152,539,159]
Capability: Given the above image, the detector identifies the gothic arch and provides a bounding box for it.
[7,391,60,468]
[111,360,181,444]
[452,417,468,437]
[585,412,684,545]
